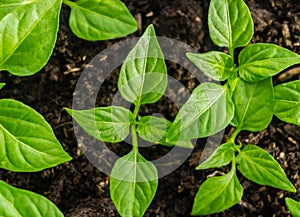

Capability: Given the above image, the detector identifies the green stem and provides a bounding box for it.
[227,128,241,144]
[229,46,234,59]
[131,105,140,151]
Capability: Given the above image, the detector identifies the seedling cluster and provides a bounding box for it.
[1,0,300,216]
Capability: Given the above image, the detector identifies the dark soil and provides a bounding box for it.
[0,0,299,216]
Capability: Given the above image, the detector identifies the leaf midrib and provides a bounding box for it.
[0,0,57,67]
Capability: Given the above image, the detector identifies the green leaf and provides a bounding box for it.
[66,106,132,143]
[236,145,296,192]
[110,150,158,217]
[137,116,169,143]
[196,142,235,170]
[186,51,235,81]
[64,0,137,41]
[208,0,253,49]
[0,83,5,90]
[274,80,300,126]
[137,116,193,148]
[118,24,167,107]
[231,78,274,131]
[167,83,234,142]
[0,0,62,76]
[286,198,300,217]
[0,180,63,217]
[191,168,243,215]
[238,43,300,82]
[0,99,71,172]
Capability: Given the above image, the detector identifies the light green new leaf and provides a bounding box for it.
[0,83,5,90]
[286,198,300,217]
[0,0,62,76]
[196,142,235,170]
[238,43,300,82]
[191,168,243,215]
[167,83,234,142]
[187,52,235,81]
[66,106,132,143]
[274,80,300,126]
[137,116,193,148]
[208,0,253,49]
[118,25,167,107]
[64,0,137,41]
[231,78,273,131]
[0,99,71,172]
[0,180,63,217]
[236,145,296,192]
[110,150,158,217]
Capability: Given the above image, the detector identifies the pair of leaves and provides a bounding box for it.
[193,144,295,215]
[137,116,193,148]
[0,0,137,76]
[167,83,234,142]
[187,44,300,83]
[0,180,64,217]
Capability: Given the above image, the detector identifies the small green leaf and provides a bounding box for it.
[0,180,63,217]
[186,51,235,81]
[0,99,72,172]
[196,142,235,170]
[191,168,243,215]
[64,0,137,41]
[137,116,193,148]
[0,0,62,75]
[231,78,274,131]
[238,43,300,82]
[208,0,253,49]
[286,197,300,217]
[236,145,296,192]
[0,83,5,90]
[137,116,170,143]
[66,106,132,143]
[167,83,234,142]
[110,150,158,217]
[118,25,167,107]
[274,80,300,126]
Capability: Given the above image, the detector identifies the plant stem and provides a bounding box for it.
[229,46,234,59]
[131,105,140,151]
[227,128,241,144]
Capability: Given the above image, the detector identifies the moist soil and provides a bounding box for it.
[0,0,300,216]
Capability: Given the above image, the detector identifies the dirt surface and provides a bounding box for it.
[0,0,300,216]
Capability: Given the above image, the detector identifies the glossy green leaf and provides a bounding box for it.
[191,168,243,215]
[236,145,296,192]
[0,83,5,90]
[0,99,71,172]
[118,25,167,107]
[0,180,63,217]
[64,0,137,41]
[137,116,193,148]
[66,106,132,143]
[110,150,158,217]
[187,51,235,81]
[208,0,253,49]
[167,83,234,142]
[0,0,62,76]
[286,198,300,217]
[274,80,300,126]
[231,78,273,131]
[137,116,169,143]
[238,43,300,82]
[196,142,235,170]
